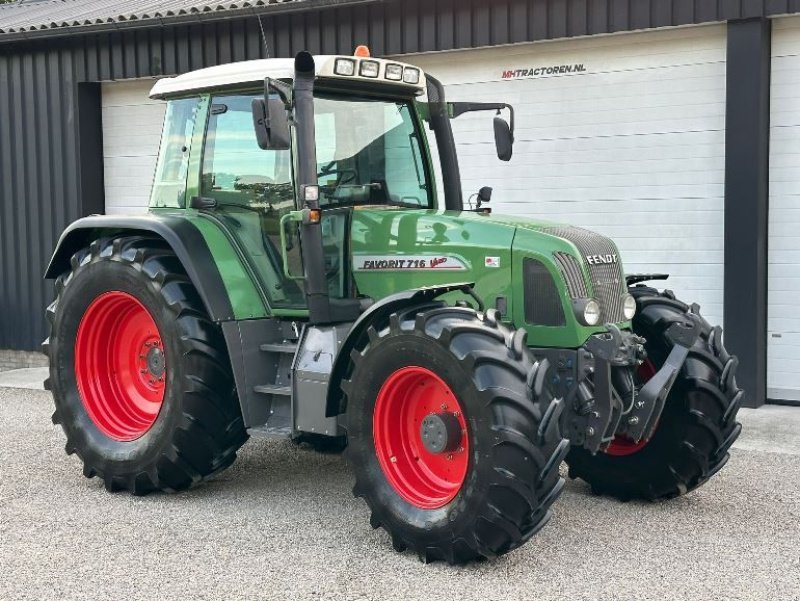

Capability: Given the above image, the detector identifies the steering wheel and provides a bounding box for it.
[317,161,357,185]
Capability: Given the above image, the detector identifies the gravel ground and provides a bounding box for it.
[1,387,799,601]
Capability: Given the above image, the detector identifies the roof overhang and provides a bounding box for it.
[0,0,379,44]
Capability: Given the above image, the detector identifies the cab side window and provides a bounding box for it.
[201,94,293,206]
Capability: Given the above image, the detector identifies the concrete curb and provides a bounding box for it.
[0,367,49,390]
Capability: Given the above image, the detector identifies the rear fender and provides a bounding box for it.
[44,215,235,322]
[325,283,474,417]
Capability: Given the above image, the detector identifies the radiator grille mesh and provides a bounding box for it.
[553,251,588,299]
[522,258,566,327]
[545,226,625,323]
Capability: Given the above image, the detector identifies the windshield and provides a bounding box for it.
[313,94,433,209]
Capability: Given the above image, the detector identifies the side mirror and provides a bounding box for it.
[477,186,492,205]
[252,79,290,150]
[493,116,513,161]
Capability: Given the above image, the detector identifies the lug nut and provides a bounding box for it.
[585,427,595,437]
[628,416,639,425]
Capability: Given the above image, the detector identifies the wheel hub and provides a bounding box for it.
[145,345,165,378]
[420,412,462,454]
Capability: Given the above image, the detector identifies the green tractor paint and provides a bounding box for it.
[43,50,744,564]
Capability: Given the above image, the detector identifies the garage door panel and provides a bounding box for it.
[768,334,800,401]
[455,78,725,113]
[102,80,165,214]
[770,151,800,168]
[463,168,722,189]
[456,141,725,164]
[516,208,723,226]
[456,152,725,173]
[451,115,724,141]
[768,16,800,400]
[464,184,723,203]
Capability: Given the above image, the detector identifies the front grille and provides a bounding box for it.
[553,251,588,299]
[544,226,626,323]
[523,258,566,326]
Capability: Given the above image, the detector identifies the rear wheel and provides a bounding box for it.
[44,236,248,494]
[343,305,569,563]
[565,287,743,501]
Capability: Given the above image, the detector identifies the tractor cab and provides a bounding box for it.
[147,49,513,324]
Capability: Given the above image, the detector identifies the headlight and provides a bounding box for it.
[573,298,601,326]
[622,293,637,320]
[359,60,380,78]
[385,63,403,81]
[334,58,356,76]
[403,67,420,84]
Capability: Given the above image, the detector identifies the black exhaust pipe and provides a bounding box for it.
[293,51,332,324]
[425,75,463,211]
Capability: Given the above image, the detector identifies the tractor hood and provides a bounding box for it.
[349,208,629,348]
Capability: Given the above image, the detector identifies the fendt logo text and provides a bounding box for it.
[501,64,587,79]
[585,254,618,265]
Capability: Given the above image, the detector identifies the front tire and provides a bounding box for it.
[566,287,743,500]
[343,305,569,564]
[44,236,248,494]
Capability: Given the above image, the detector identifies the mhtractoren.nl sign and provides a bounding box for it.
[501,64,587,79]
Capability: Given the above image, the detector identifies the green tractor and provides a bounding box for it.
[43,49,743,564]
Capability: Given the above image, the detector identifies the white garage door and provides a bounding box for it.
[406,25,727,327]
[768,17,800,402]
[101,79,166,214]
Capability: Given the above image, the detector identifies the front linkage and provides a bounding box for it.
[534,317,701,455]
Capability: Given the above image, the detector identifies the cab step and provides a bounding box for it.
[254,384,292,396]
[248,424,292,439]
[259,342,298,354]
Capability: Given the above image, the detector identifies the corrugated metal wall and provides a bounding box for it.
[1,0,799,350]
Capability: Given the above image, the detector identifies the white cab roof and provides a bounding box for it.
[149,55,426,99]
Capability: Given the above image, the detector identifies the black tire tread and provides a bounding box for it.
[566,286,743,501]
[344,306,568,564]
[45,235,248,495]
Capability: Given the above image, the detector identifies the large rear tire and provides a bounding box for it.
[343,305,569,564]
[44,236,248,494]
[565,286,743,500]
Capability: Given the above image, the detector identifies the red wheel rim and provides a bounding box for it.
[74,291,166,442]
[373,366,469,509]
[605,359,658,457]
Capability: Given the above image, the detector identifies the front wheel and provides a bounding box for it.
[44,236,248,494]
[565,287,743,501]
[343,306,569,564]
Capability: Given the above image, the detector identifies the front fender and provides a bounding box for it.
[44,215,235,322]
[325,282,474,418]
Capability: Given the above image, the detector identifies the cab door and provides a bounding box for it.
[200,93,307,310]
